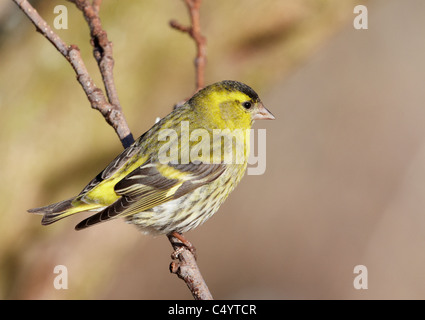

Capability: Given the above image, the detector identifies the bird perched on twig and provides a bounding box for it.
[29,80,274,249]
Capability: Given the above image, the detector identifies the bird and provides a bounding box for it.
[29,80,275,250]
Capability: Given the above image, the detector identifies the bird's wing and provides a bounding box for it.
[78,133,147,196]
[74,161,226,230]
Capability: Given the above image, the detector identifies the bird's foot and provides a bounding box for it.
[168,231,197,260]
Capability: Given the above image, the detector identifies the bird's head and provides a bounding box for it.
[189,80,275,130]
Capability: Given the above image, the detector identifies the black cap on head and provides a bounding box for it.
[219,80,260,102]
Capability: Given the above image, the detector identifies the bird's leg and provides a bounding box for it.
[168,232,197,259]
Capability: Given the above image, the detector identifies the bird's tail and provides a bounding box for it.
[28,197,100,225]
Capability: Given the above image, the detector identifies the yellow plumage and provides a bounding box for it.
[29,80,274,234]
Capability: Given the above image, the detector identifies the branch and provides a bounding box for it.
[168,234,213,300]
[13,0,134,148]
[170,0,207,92]
[69,0,124,123]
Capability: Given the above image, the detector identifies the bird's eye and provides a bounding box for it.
[242,101,252,109]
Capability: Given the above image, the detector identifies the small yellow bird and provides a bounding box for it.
[29,80,274,244]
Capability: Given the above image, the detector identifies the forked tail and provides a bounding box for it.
[28,197,97,225]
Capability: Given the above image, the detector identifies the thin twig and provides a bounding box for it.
[168,234,213,300]
[13,0,133,148]
[69,1,122,116]
[69,0,134,148]
[170,0,207,92]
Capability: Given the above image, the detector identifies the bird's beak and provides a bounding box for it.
[253,102,275,120]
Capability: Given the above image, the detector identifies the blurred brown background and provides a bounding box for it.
[1,0,425,299]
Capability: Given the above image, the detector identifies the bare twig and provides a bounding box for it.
[69,1,123,121]
[13,0,133,148]
[170,0,207,92]
[168,234,213,300]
